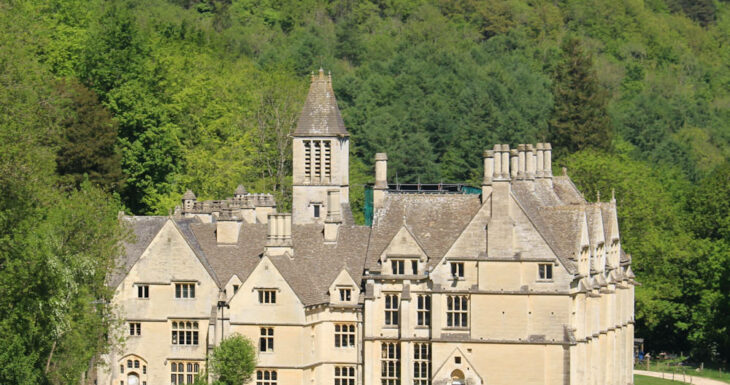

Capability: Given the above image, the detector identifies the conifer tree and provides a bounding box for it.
[55,80,124,191]
[548,37,612,158]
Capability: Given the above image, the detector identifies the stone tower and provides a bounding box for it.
[291,69,350,224]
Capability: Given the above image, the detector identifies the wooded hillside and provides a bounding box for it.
[1,0,729,382]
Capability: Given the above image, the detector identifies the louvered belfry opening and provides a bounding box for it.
[303,140,332,184]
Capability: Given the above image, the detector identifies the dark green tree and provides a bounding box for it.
[548,37,612,158]
[208,334,257,385]
[55,80,124,191]
[667,0,717,26]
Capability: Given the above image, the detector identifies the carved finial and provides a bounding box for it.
[596,190,601,202]
[318,67,325,79]
[611,188,616,202]
[562,167,567,176]
[311,71,315,82]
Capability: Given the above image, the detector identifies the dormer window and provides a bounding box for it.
[391,260,405,275]
[450,262,464,279]
[339,288,352,302]
[411,260,418,275]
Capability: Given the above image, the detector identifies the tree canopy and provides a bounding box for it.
[208,334,257,385]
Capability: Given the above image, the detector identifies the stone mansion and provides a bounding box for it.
[99,69,636,385]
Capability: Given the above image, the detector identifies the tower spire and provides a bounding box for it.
[293,69,349,137]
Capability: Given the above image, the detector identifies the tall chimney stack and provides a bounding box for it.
[488,144,515,257]
[544,143,553,178]
[216,210,242,244]
[265,213,293,257]
[324,189,342,242]
[517,145,526,179]
[373,153,388,210]
[536,143,545,178]
[526,144,535,180]
[482,150,494,201]
[501,144,510,179]
[510,149,519,179]
[492,144,502,181]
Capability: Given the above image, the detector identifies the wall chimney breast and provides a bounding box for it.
[324,189,342,242]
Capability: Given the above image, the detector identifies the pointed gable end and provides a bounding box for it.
[379,225,428,264]
[432,347,484,385]
[228,256,305,324]
[131,219,219,285]
[328,269,360,305]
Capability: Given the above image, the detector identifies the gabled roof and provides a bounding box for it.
[182,190,196,200]
[293,69,349,137]
[111,216,222,288]
[366,194,482,272]
[121,217,371,307]
[511,181,583,274]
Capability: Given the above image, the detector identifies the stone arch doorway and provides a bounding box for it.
[127,372,140,385]
[450,369,466,385]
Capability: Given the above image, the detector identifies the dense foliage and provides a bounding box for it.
[1,0,729,381]
[0,10,125,384]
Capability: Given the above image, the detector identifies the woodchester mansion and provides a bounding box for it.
[100,69,636,385]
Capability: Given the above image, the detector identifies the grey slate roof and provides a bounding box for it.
[122,217,371,306]
[366,194,482,271]
[116,176,627,299]
[293,69,349,137]
[275,224,371,305]
[511,182,581,274]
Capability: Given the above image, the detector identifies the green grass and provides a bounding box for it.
[635,374,688,384]
[639,361,730,383]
